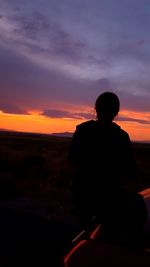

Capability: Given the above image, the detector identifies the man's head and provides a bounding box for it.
[95,92,120,123]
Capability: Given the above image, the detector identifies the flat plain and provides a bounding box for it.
[0,131,149,224]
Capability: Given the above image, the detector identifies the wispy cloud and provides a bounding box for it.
[118,116,150,125]
[42,109,93,120]
[0,104,28,115]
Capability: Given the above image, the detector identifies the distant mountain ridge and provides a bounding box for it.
[51,132,73,137]
[0,129,73,138]
[0,128,16,132]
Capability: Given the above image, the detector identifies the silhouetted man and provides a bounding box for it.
[69,92,146,229]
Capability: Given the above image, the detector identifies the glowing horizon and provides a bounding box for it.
[0,109,149,142]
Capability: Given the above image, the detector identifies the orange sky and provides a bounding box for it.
[0,109,149,142]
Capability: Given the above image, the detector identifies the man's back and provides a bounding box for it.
[70,119,134,224]
[70,120,133,190]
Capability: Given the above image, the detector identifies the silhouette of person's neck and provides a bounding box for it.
[97,118,113,126]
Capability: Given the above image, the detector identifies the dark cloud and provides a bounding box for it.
[118,116,150,125]
[76,112,94,120]
[0,104,28,114]
[42,109,93,120]
[43,108,150,125]
[42,109,72,119]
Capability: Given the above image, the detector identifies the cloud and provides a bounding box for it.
[0,44,149,114]
[42,109,72,119]
[43,108,150,126]
[0,7,87,72]
[1,0,149,77]
[0,0,150,116]
[0,45,89,108]
[42,109,93,120]
[118,116,150,125]
[76,112,94,120]
[118,91,150,112]
[0,46,112,110]
[0,104,28,114]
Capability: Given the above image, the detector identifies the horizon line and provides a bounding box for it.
[0,128,150,144]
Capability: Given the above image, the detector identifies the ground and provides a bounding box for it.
[0,131,149,225]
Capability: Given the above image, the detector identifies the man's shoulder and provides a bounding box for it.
[113,123,130,141]
[76,120,96,131]
[120,128,130,139]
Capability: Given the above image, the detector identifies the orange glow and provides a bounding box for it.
[90,224,102,240]
[115,110,150,142]
[140,188,150,198]
[64,240,87,267]
[0,109,149,141]
[0,111,83,134]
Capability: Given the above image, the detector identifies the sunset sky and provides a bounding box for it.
[0,0,150,141]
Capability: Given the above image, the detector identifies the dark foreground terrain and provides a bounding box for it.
[0,131,78,266]
[0,206,77,266]
[0,131,149,266]
[0,130,149,222]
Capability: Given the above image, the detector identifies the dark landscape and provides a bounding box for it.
[0,131,149,266]
[0,130,150,222]
[0,131,78,266]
